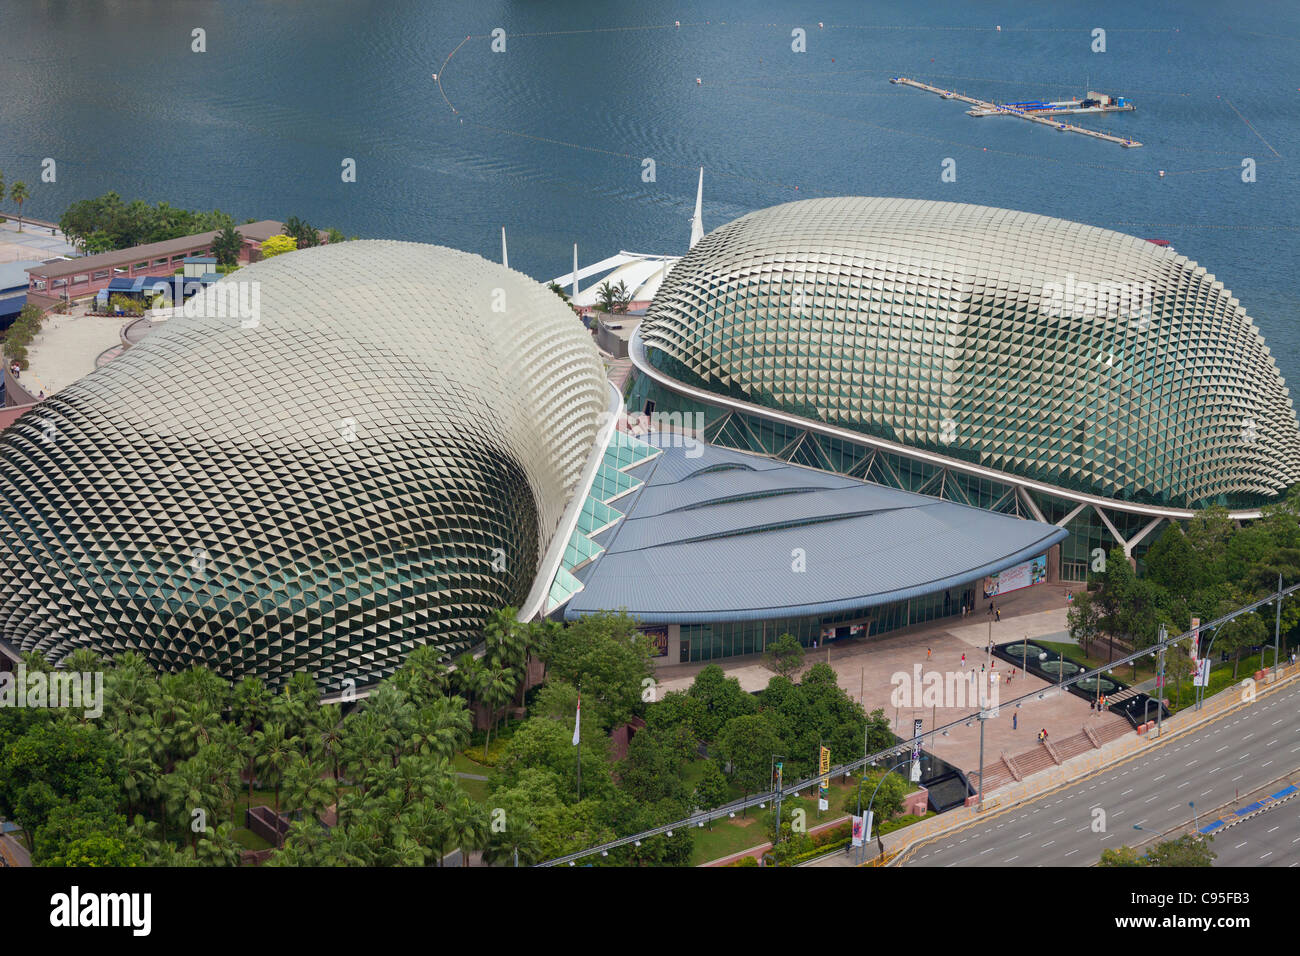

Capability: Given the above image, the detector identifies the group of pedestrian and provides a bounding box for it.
[1036,728,1050,743]
[1089,695,1109,711]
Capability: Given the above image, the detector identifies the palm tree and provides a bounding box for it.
[410,696,471,761]
[314,703,345,781]
[612,279,632,313]
[175,698,221,759]
[595,280,618,314]
[120,737,161,821]
[181,665,229,711]
[270,686,311,742]
[398,644,449,703]
[479,664,517,760]
[195,822,243,867]
[282,754,336,828]
[341,713,385,796]
[324,820,378,866]
[10,181,27,232]
[254,723,299,845]
[482,819,541,867]
[104,665,156,735]
[163,759,219,852]
[449,797,489,867]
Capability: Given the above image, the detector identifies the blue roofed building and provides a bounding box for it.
[0,260,42,330]
[548,429,1067,664]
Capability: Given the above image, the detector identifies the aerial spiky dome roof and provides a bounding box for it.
[0,241,607,688]
[639,197,1300,507]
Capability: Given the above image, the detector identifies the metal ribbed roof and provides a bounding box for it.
[564,434,1067,623]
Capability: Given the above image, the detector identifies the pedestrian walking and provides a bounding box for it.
[960,652,966,668]
[1012,713,1018,730]
[995,607,1001,622]
[927,647,932,660]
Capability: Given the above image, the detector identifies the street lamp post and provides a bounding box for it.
[858,758,910,865]
[770,754,785,847]
[1155,629,1167,739]
[1273,572,1283,680]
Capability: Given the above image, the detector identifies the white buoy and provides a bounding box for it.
[819,21,824,28]
[431,73,438,81]
[675,20,680,27]
[696,77,702,85]
[996,24,1002,31]
[1158,170,1165,177]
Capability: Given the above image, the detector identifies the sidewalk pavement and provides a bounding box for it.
[0,216,77,263]
[846,664,1300,867]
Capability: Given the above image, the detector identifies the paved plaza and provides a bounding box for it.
[653,582,1126,778]
[0,216,77,263]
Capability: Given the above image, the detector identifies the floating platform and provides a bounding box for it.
[890,76,1142,148]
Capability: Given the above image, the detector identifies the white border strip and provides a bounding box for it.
[518,380,623,621]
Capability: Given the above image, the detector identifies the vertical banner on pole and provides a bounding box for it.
[818,746,830,810]
[851,814,864,847]
[911,718,923,782]
[1190,617,1200,661]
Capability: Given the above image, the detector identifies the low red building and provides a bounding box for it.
[24,221,290,307]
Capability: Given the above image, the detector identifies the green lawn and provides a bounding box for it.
[686,775,889,866]
[232,827,272,851]
[451,752,494,804]
[1167,650,1275,713]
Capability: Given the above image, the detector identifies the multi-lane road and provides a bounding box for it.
[1206,793,1300,867]
[897,675,1300,866]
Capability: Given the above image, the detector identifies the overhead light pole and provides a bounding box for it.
[858,758,911,865]
[1273,572,1283,680]
[1155,626,1167,738]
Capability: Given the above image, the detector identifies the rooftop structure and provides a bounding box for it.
[563,437,1066,625]
[0,241,607,688]
[630,196,1300,581]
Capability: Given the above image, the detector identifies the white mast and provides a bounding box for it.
[572,243,579,297]
[501,227,508,268]
[689,167,705,249]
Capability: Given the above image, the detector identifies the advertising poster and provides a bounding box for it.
[639,626,669,659]
[984,554,1048,598]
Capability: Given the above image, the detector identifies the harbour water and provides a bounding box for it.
[0,0,1296,382]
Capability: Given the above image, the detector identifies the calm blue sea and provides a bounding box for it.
[1,0,1296,379]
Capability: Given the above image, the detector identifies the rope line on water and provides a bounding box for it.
[1221,96,1283,159]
